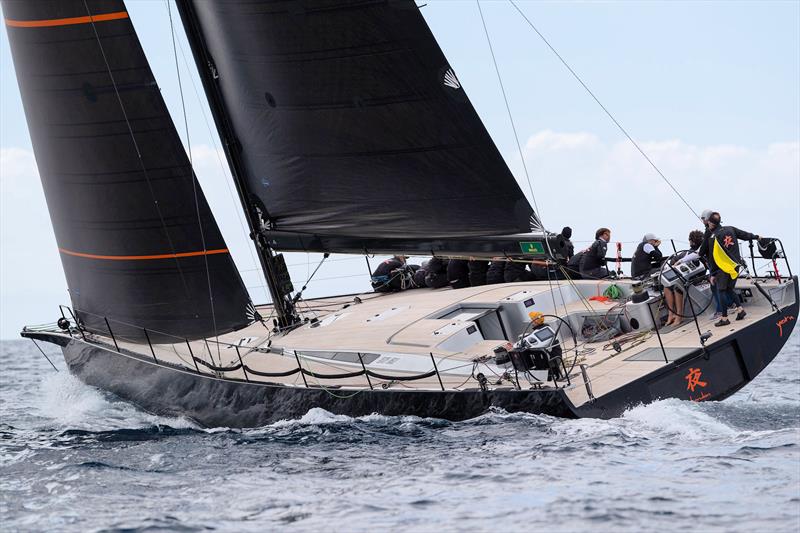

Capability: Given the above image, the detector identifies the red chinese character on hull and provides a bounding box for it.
[685,367,710,402]
[685,368,707,392]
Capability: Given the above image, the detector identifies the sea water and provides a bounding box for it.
[1,332,798,532]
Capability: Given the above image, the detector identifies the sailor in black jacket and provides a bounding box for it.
[424,257,449,289]
[706,212,759,326]
[580,227,611,279]
[371,255,410,292]
[631,233,664,278]
[697,209,714,263]
[561,226,575,260]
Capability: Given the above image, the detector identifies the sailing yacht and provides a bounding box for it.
[4,0,797,427]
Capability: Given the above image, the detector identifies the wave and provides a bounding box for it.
[34,372,198,433]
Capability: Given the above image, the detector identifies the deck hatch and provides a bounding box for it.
[435,306,508,341]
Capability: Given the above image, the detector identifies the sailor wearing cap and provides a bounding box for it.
[631,233,664,278]
[697,209,715,263]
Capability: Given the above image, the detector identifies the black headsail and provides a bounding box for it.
[176,0,562,259]
[3,0,253,341]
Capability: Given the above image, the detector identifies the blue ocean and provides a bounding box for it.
[1,331,798,532]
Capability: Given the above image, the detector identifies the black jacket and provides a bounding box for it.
[504,261,532,283]
[486,261,506,285]
[631,241,663,278]
[580,239,608,275]
[468,260,489,287]
[447,259,470,289]
[707,225,757,275]
[371,258,406,292]
[564,238,575,260]
[424,257,449,289]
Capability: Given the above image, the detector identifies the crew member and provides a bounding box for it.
[697,209,714,262]
[447,259,470,289]
[631,233,664,278]
[424,257,449,289]
[371,255,412,293]
[696,209,721,314]
[468,260,489,287]
[411,262,427,288]
[505,260,533,282]
[663,230,704,327]
[564,250,584,279]
[706,212,759,326]
[561,226,575,260]
[580,227,611,279]
[486,260,506,285]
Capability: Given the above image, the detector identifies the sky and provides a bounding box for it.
[1,0,798,338]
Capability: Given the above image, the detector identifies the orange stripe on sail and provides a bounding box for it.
[5,11,128,28]
[59,248,229,261]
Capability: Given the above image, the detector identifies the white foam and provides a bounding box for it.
[270,407,355,428]
[35,372,197,431]
[621,399,737,439]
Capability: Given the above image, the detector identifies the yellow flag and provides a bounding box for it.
[713,236,740,279]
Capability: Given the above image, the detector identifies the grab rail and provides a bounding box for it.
[745,237,793,281]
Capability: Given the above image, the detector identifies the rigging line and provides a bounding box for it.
[172,16,269,304]
[508,0,697,218]
[246,273,366,291]
[30,339,58,372]
[476,0,545,231]
[293,253,330,305]
[166,0,219,356]
[238,255,365,274]
[81,0,192,297]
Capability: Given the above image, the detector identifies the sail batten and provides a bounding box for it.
[178,0,539,244]
[3,0,253,341]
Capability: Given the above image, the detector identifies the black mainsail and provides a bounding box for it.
[3,0,253,341]
[177,0,554,258]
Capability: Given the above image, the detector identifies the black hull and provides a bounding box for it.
[26,280,798,427]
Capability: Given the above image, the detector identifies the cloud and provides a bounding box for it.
[1,146,36,180]
[525,129,600,152]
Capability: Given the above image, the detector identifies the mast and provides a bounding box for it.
[175,0,299,328]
